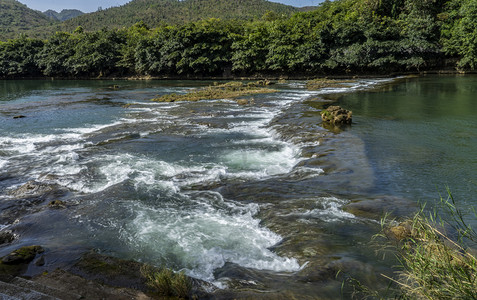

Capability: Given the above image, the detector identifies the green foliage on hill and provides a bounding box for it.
[43,9,84,21]
[0,0,56,40]
[2,0,477,78]
[60,0,298,32]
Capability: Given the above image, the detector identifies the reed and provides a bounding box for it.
[141,265,192,299]
[379,190,477,299]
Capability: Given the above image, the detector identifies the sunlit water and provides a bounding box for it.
[0,77,475,297]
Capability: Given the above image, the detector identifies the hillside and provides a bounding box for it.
[298,6,317,12]
[60,0,298,32]
[0,0,56,40]
[5,0,477,79]
[43,9,84,21]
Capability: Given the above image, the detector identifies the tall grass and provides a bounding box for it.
[141,265,192,299]
[379,190,477,299]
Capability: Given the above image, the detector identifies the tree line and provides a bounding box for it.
[2,0,477,79]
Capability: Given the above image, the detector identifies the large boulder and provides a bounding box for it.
[321,105,352,125]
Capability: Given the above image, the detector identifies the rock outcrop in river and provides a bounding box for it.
[321,106,352,125]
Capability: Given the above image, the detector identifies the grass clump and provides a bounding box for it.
[379,191,477,299]
[152,81,277,102]
[306,78,356,90]
[141,265,192,299]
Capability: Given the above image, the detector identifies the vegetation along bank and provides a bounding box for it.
[2,0,477,79]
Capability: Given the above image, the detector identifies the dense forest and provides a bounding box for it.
[60,0,298,32]
[1,0,477,79]
[43,9,84,22]
[0,0,298,40]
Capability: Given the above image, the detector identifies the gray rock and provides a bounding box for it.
[0,280,55,300]
[1,246,44,265]
[0,231,15,245]
[11,277,81,300]
[9,181,54,198]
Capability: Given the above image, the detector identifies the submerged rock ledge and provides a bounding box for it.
[0,249,213,299]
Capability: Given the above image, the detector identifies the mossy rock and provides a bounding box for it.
[386,220,414,241]
[320,105,352,125]
[236,98,249,105]
[9,181,54,198]
[152,81,277,102]
[306,78,356,90]
[0,245,44,277]
[72,251,147,290]
[71,251,212,298]
[48,200,66,209]
[2,245,44,265]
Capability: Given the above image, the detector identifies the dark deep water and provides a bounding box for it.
[0,76,475,298]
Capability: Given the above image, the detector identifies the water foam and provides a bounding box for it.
[0,159,7,170]
[119,192,301,283]
[221,145,299,176]
[315,78,396,94]
[2,83,318,286]
[0,134,59,154]
[64,121,124,135]
[294,197,356,222]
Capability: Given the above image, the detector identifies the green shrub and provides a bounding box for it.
[141,265,192,299]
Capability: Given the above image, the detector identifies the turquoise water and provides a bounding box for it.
[336,76,477,207]
[0,76,475,297]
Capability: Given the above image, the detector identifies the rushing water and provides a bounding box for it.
[0,76,475,298]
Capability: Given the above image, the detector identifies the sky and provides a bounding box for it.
[17,0,324,13]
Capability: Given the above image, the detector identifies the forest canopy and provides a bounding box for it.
[1,0,477,78]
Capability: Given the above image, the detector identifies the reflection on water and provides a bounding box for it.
[337,75,477,206]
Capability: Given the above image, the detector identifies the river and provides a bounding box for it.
[0,76,475,298]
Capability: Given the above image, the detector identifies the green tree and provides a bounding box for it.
[175,19,236,76]
[65,29,126,77]
[117,21,151,75]
[231,21,269,74]
[441,0,477,69]
[0,35,43,77]
[37,32,75,76]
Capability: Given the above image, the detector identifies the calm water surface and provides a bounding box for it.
[0,76,475,297]
[337,76,477,206]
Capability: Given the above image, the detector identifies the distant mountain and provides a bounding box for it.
[298,6,317,12]
[43,9,84,21]
[61,0,298,32]
[0,0,56,40]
